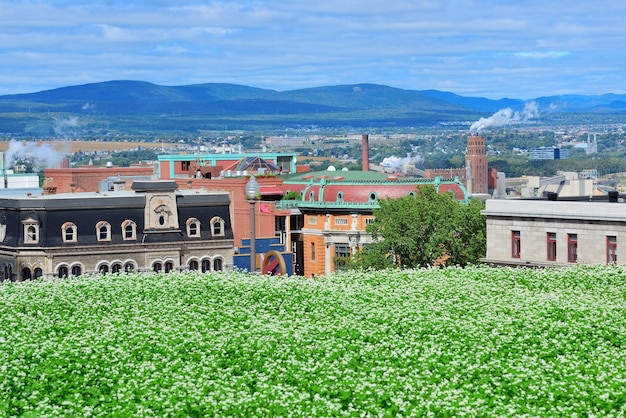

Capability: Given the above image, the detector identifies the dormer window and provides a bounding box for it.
[336,192,344,203]
[62,222,78,243]
[23,218,40,244]
[122,220,137,240]
[186,218,201,238]
[96,221,111,242]
[211,217,225,237]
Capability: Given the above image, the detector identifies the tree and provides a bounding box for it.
[354,185,486,269]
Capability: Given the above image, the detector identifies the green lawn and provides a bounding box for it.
[1,266,625,416]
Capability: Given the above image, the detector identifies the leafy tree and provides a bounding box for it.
[354,185,486,269]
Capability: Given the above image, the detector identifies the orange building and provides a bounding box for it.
[277,170,469,277]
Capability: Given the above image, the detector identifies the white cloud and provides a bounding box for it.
[0,0,624,98]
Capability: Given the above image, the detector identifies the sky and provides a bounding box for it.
[1,0,625,100]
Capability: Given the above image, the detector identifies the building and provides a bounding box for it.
[43,164,156,193]
[424,135,488,196]
[481,193,624,267]
[530,147,569,160]
[157,152,297,180]
[0,180,234,282]
[277,170,469,277]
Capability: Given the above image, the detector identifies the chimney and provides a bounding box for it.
[42,178,57,195]
[361,134,369,172]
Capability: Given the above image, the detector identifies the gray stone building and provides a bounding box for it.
[482,194,624,267]
[0,181,234,281]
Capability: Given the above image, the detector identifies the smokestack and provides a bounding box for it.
[361,134,369,172]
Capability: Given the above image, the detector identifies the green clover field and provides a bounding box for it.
[1,266,625,416]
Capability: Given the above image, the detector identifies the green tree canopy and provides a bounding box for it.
[355,185,486,269]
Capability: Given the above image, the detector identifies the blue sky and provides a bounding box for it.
[1,0,625,99]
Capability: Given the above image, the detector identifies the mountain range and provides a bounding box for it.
[0,81,625,134]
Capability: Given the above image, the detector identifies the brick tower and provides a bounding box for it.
[465,135,488,195]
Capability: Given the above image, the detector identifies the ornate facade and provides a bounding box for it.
[0,181,234,282]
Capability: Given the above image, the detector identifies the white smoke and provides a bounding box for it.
[470,101,539,133]
[380,154,423,173]
[53,116,80,137]
[4,140,68,171]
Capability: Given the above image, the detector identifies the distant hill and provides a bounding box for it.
[0,81,625,135]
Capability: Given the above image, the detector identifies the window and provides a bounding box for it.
[311,242,316,262]
[547,232,557,261]
[567,234,577,263]
[23,219,39,244]
[511,231,521,258]
[213,258,223,271]
[22,268,32,281]
[211,217,225,237]
[124,262,135,273]
[153,262,163,272]
[201,259,211,273]
[335,244,350,259]
[96,221,111,242]
[186,218,201,237]
[334,244,351,271]
[308,217,317,225]
[336,192,344,202]
[607,236,617,265]
[122,220,137,240]
[189,260,199,271]
[34,268,43,279]
[62,222,78,243]
[164,261,174,273]
[71,265,82,277]
[369,192,378,202]
[334,218,348,226]
[99,264,109,275]
[112,263,123,274]
[365,218,375,225]
[57,266,69,278]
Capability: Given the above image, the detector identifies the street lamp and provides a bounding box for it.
[245,176,260,272]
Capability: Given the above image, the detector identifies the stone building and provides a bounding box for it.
[0,181,234,282]
[481,194,625,267]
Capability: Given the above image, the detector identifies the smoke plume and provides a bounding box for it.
[470,101,539,133]
[4,140,68,171]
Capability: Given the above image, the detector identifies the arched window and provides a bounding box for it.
[201,259,211,273]
[164,261,174,273]
[96,221,111,242]
[153,262,163,273]
[369,191,378,202]
[62,222,78,243]
[23,219,40,244]
[122,220,137,240]
[22,268,32,281]
[124,261,135,273]
[111,263,123,273]
[99,264,110,275]
[71,265,82,277]
[34,268,43,279]
[213,258,223,272]
[189,260,199,271]
[210,217,225,237]
[186,218,201,238]
[57,265,69,278]
[336,192,344,203]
